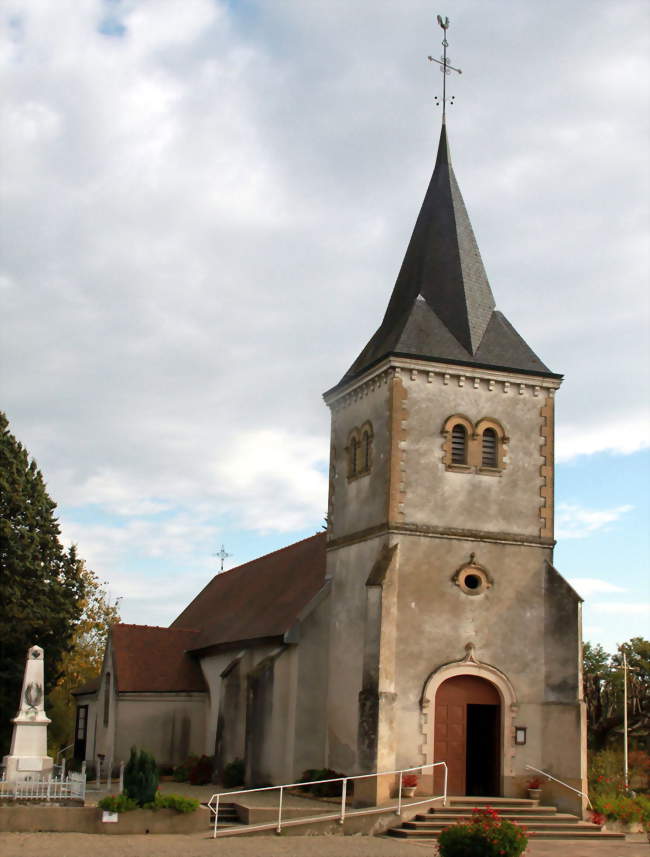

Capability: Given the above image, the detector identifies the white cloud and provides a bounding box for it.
[557,417,650,462]
[556,503,634,539]
[592,602,650,616]
[567,578,626,597]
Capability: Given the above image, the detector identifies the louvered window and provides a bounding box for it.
[451,424,467,464]
[362,431,372,472]
[349,437,359,476]
[482,428,498,467]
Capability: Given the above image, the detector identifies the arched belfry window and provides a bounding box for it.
[451,424,468,465]
[360,422,373,474]
[482,428,498,468]
[475,418,508,474]
[347,423,373,479]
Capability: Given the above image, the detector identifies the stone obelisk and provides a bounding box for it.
[3,645,54,782]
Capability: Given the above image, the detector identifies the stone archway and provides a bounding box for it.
[420,648,517,797]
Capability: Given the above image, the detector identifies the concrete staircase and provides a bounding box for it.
[387,797,625,842]
[205,800,242,829]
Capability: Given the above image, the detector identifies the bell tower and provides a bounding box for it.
[322,93,585,806]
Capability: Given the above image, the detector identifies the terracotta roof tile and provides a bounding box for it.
[111,625,207,692]
[171,533,327,651]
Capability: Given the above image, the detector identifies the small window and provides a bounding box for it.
[451,424,467,464]
[76,706,87,740]
[361,430,372,472]
[482,428,498,468]
[103,673,111,727]
[349,436,359,477]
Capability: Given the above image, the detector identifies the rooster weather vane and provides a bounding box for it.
[428,14,462,122]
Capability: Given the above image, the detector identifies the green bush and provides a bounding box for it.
[222,758,245,788]
[172,763,189,782]
[143,792,199,813]
[438,807,528,857]
[98,793,138,813]
[123,747,159,806]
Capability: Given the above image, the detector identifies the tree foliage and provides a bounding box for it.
[583,637,650,751]
[0,411,85,753]
[48,562,121,751]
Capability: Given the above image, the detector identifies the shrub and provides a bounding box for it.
[298,768,348,797]
[143,792,199,813]
[222,758,245,788]
[592,792,644,825]
[188,754,214,785]
[629,750,650,791]
[438,807,528,857]
[172,763,189,782]
[123,747,159,806]
[98,793,138,813]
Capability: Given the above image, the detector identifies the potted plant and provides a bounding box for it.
[526,776,542,800]
[401,773,418,798]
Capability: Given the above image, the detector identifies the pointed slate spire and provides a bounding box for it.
[391,123,495,354]
[338,124,555,386]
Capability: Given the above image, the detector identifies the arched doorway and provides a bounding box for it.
[434,674,500,796]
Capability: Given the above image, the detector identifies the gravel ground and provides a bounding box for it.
[0,832,647,857]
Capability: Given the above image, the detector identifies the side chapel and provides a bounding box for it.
[74,114,587,808]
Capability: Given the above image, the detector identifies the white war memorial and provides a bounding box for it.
[3,646,53,783]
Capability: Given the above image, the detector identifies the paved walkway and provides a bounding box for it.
[0,832,647,857]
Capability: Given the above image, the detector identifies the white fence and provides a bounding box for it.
[208,761,448,837]
[0,770,86,802]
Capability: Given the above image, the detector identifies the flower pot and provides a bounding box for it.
[402,787,416,798]
[528,788,542,801]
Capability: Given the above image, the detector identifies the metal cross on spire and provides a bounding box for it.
[213,544,232,574]
[428,14,462,122]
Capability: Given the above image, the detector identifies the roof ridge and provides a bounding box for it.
[114,623,200,633]
[216,531,325,577]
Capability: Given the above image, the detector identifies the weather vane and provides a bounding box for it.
[213,544,232,573]
[428,14,462,122]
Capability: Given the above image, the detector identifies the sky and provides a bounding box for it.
[1,0,648,655]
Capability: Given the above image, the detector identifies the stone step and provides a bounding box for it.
[429,805,559,816]
[389,826,625,841]
[409,814,581,827]
[448,796,538,806]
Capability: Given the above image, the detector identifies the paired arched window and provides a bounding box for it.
[347,422,373,479]
[442,416,507,474]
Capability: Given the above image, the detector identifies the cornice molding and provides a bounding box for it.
[324,356,562,411]
[327,521,555,551]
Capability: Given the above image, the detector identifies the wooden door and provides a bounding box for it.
[433,675,500,795]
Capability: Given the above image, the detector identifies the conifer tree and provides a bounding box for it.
[0,411,85,753]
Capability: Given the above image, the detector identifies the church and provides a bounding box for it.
[73,112,587,810]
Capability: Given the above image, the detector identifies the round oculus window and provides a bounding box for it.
[456,567,490,595]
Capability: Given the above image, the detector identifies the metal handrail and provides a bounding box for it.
[208,761,447,837]
[525,764,592,810]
